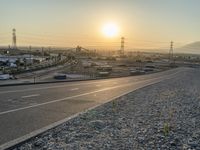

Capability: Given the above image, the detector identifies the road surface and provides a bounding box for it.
[0,67,187,147]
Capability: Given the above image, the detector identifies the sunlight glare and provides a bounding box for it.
[102,23,119,38]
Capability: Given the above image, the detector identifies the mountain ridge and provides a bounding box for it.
[177,41,200,54]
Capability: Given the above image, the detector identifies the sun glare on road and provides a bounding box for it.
[102,22,119,38]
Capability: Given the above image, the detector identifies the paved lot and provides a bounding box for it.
[0,67,186,146]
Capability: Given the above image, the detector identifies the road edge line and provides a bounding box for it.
[0,72,180,150]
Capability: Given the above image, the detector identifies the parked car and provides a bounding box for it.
[54,74,67,80]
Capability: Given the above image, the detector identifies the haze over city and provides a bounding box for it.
[1,0,200,52]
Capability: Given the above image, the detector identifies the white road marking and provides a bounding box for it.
[0,85,159,150]
[70,88,79,91]
[0,70,182,116]
[0,70,186,150]
[0,80,120,94]
[7,99,13,102]
[0,82,150,116]
[0,68,182,94]
[21,94,40,98]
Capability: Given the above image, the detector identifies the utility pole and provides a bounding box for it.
[12,29,17,50]
[120,37,125,56]
[29,45,32,65]
[42,47,44,60]
[169,41,175,65]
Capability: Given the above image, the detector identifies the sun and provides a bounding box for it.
[102,22,119,38]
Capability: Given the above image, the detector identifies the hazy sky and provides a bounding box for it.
[0,0,200,49]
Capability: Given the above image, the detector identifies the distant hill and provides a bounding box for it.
[177,41,200,54]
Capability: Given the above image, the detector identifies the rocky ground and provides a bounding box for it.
[12,68,200,150]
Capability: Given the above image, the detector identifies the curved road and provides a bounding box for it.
[0,67,188,148]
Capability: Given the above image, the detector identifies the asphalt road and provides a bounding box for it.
[0,67,187,147]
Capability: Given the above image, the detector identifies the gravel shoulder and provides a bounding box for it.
[12,68,200,150]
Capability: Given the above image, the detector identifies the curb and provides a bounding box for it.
[0,75,130,87]
[0,69,170,87]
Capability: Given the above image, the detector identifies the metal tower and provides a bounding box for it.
[120,37,125,56]
[12,28,17,50]
[169,41,174,64]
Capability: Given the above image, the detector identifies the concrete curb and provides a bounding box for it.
[0,75,131,87]
[0,69,168,87]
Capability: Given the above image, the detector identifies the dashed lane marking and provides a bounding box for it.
[70,88,79,91]
[21,94,40,98]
